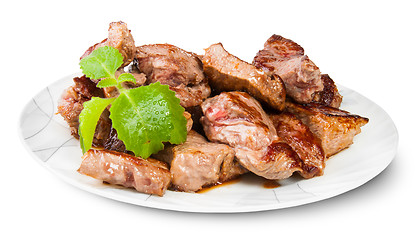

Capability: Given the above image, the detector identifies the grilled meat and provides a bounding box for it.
[202,43,286,111]
[270,113,325,178]
[81,21,136,67]
[78,149,171,196]
[57,76,111,147]
[135,44,211,108]
[312,74,342,108]
[153,131,246,192]
[201,91,302,179]
[285,101,369,157]
[253,34,342,107]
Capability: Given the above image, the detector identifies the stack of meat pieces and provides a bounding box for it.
[58,22,368,196]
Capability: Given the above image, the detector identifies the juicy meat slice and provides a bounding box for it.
[285,102,369,157]
[201,91,277,150]
[312,74,342,108]
[57,76,111,147]
[253,34,341,106]
[234,141,301,180]
[202,43,286,111]
[153,131,246,192]
[201,91,302,180]
[270,113,325,178]
[81,21,136,67]
[78,149,171,196]
[135,44,211,108]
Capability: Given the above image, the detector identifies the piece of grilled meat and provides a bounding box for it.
[285,101,369,157]
[312,74,342,108]
[134,44,211,108]
[203,43,286,111]
[78,149,171,196]
[57,76,111,147]
[270,113,325,178]
[201,91,302,180]
[81,21,136,67]
[153,131,246,192]
[253,34,342,107]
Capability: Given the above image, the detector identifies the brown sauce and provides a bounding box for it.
[196,175,282,193]
[263,179,281,189]
[197,177,242,193]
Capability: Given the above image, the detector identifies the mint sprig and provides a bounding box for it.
[78,46,187,158]
[80,46,123,80]
[79,97,115,153]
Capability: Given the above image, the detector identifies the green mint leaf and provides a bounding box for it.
[79,97,116,153]
[79,46,123,80]
[109,82,187,158]
[117,73,137,84]
[97,77,118,88]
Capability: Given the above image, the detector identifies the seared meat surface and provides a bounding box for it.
[81,21,136,67]
[312,74,342,108]
[201,91,302,179]
[153,131,246,192]
[253,34,342,107]
[286,102,369,157]
[270,113,325,178]
[135,44,211,108]
[78,149,171,196]
[57,76,111,147]
[202,43,286,111]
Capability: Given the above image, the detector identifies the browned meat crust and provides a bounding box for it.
[135,44,211,108]
[235,141,302,180]
[285,102,369,157]
[57,76,111,147]
[153,131,246,192]
[270,113,325,178]
[312,74,343,108]
[202,43,286,111]
[253,35,342,107]
[78,149,171,196]
[80,21,136,67]
[201,92,302,180]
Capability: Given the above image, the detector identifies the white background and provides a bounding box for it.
[2,0,419,239]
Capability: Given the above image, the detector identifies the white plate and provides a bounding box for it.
[19,73,398,213]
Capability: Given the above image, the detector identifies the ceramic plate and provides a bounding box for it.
[19,73,398,213]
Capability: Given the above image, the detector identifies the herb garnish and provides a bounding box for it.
[78,46,187,158]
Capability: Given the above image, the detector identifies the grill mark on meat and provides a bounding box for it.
[312,74,343,108]
[216,92,270,132]
[265,34,304,57]
[285,101,369,157]
[270,112,325,178]
[262,141,300,166]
